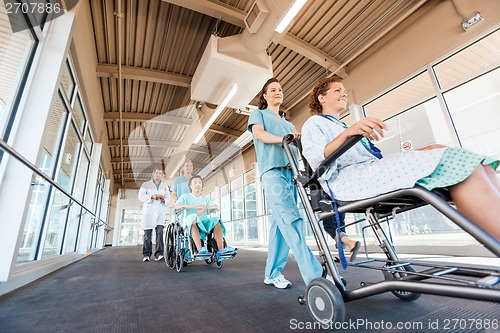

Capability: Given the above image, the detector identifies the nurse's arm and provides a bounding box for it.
[251,124,283,144]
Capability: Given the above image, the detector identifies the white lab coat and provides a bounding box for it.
[138,179,171,230]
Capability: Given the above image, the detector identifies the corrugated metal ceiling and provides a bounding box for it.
[88,0,430,187]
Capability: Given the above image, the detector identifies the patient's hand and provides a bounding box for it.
[347,117,387,141]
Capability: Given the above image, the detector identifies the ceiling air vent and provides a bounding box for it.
[244,0,269,33]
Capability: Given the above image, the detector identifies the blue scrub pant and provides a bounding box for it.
[261,168,323,285]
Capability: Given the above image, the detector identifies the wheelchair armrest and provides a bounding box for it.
[307,135,363,184]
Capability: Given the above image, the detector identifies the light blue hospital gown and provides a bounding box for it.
[301,115,498,201]
[175,193,225,239]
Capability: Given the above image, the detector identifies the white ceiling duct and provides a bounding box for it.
[191,0,297,109]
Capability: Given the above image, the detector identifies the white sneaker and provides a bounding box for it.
[155,254,164,261]
[264,274,292,289]
[142,256,150,262]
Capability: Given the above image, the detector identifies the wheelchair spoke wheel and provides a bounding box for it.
[165,225,175,269]
[383,265,421,301]
[306,278,345,325]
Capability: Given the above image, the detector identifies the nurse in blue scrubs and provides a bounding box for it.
[248,78,323,289]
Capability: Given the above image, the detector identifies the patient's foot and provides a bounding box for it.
[348,241,361,262]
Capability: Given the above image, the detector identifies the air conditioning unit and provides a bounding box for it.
[244,0,269,33]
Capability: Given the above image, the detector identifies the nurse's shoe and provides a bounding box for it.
[264,274,292,289]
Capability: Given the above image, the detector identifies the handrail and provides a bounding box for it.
[0,138,106,224]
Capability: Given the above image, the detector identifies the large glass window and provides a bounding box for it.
[37,93,69,177]
[360,28,500,241]
[373,98,455,155]
[73,94,86,135]
[64,206,83,253]
[58,123,82,192]
[220,193,230,223]
[433,30,500,91]
[42,189,71,258]
[60,59,76,101]
[364,71,435,121]
[74,151,89,202]
[0,5,37,140]
[231,188,244,221]
[119,209,142,245]
[443,68,500,160]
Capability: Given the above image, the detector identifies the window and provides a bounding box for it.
[360,28,500,239]
[60,59,76,101]
[433,30,500,91]
[57,123,82,193]
[443,68,500,160]
[0,4,37,140]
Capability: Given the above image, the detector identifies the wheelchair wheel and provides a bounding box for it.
[305,278,345,325]
[216,259,223,268]
[176,249,184,272]
[382,265,421,301]
[165,224,175,269]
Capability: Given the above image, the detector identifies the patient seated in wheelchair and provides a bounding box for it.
[301,76,500,240]
[174,175,236,260]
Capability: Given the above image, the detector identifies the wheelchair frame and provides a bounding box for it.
[165,210,236,272]
[282,134,500,324]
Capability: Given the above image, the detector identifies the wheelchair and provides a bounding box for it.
[165,209,236,272]
[282,134,500,325]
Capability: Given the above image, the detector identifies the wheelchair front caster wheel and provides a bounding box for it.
[382,265,421,301]
[298,295,306,305]
[216,260,223,268]
[306,278,345,325]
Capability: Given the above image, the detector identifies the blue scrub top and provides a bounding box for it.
[248,109,298,178]
[172,175,190,198]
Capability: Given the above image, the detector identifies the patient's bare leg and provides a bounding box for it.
[213,223,224,250]
[191,223,203,250]
[449,165,500,239]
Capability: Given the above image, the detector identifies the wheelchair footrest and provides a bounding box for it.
[194,253,213,260]
[217,251,237,261]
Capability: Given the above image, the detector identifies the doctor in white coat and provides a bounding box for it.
[138,167,170,262]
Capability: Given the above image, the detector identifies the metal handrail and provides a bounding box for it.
[0,138,106,224]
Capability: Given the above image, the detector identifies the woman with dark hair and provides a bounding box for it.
[248,78,324,289]
[302,76,500,240]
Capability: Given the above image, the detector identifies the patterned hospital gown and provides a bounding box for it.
[301,115,446,201]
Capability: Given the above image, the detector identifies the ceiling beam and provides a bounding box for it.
[111,157,205,169]
[277,33,348,78]
[188,145,222,155]
[108,139,180,148]
[208,124,242,138]
[97,64,191,88]
[162,0,246,28]
[104,111,192,126]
